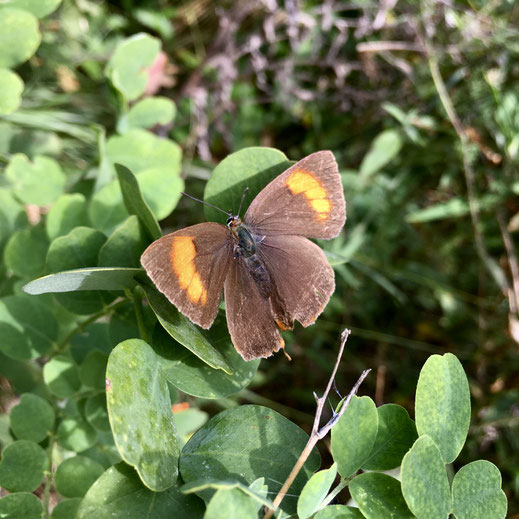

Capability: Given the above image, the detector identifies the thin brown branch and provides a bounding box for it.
[263,329,371,519]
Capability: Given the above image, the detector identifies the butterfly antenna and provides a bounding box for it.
[237,187,249,217]
[180,192,232,217]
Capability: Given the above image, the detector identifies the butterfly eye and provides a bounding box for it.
[226,216,234,226]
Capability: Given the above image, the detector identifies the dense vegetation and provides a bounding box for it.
[0,0,517,517]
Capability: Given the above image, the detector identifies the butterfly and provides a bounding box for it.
[141,151,346,361]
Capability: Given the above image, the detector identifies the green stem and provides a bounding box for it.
[132,287,149,343]
[55,299,127,353]
[42,435,55,519]
[318,477,351,510]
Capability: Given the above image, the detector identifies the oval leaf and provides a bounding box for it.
[401,435,450,519]
[9,393,54,442]
[46,193,89,241]
[118,97,176,133]
[0,8,41,68]
[55,456,104,497]
[359,129,402,179]
[0,492,43,519]
[330,396,378,477]
[415,353,470,463]
[297,463,338,519]
[314,505,364,518]
[0,68,23,115]
[106,339,180,491]
[0,440,46,492]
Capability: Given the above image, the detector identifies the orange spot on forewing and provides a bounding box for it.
[171,236,208,305]
[285,170,332,220]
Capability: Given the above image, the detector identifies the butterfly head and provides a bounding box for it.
[226,214,242,229]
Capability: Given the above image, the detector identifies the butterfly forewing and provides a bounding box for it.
[244,150,346,239]
[141,222,231,329]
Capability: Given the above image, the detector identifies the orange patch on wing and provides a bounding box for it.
[285,169,332,220]
[171,236,208,305]
[275,318,291,331]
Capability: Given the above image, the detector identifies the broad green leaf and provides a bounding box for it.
[106,33,161,101]
[98,215,149,268]
[43,354,81,398]
[415,353,470,463]
[50,498,82,519]
[0,492,43,519]
[106,339,180,491]
[118,97,176,133]
[0,295,58,359]
[1,0,62,18]
[56,416,97,452]
[349,472,413,519]
[0,440,46,492]
[330,396,378,477]
[401,435,450,519]
[46,193,89,241]
[143,285,232,374]
[23,267,143,295]
[88,180,128,234]
[77,462,204,519]
[69,322,112,363]
[4,224,48,279]
[0,187,27,247]
[297,463,338,519]
[314,505,364,518]
[79,350,108,389]
[84,393,111,432]
[54,456,104,497]
[5,153,66,205]
[115,165,162,240]
[204,147,291,223]
[0,68,23,114]
[106,129,181,176]
[46,227,107,314]
[0,8,41,68]
[362,404,417,470]
[180,405,320,516]
[451,460,507,519]
[205,488,259,519]
[9,393,54,442]
[153,323,259,399]
[359,129,402,179]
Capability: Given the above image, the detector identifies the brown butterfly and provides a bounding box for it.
[141,151,346,361]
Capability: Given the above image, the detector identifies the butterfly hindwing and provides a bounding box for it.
[141,222,231,329]
[244,150,346,239]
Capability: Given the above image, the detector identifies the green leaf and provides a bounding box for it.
[401,435,451,519]
[106,129,181,177]
[0,187,27,247]
[0,8,41,68]
[0,440,46,492]
[46,227,107,314]
[106,339,180,491]
[143,285,232,374]
[115,165,162,240]
[43,354,81,398]
[84,393,111,432]
[98,215,149,268]
[118,97,176,133]
[79,350,108,389]
[23,267,143,295]
[9,393,54,442]
[330,396,378,477]
[106,33,161,101]
[359,129,402,179]
[56,416,97,452]
[0,68,23,115]
[1,0,62,18]
[54,456,104,497]
[4,224,49,279]
[180,405,320,515]
[314,505,364,518]
[5,153,66,205]
[0,492,43,519]
[173,408,208,447]
[204,147,291,223]
[77,462,204,519]
[46,193,89,241]
[153,323,259,399]
[415,353,470,463]
[451,460,507,519]
[362,404,417,470]
[0,295,58,359]
[50,498,82,519]
[297,463,337,519]
[205,487,259,519]
[349,472,413,519]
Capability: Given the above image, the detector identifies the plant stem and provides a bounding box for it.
[42,435,55,519]
[263,330,370,519]
[132,286,149,343]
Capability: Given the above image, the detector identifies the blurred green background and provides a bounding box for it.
[0,0,518,512]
